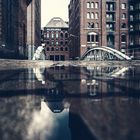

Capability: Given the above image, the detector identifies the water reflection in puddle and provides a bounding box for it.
[0,65,140,140]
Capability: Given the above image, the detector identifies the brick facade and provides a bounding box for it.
[69,0,129,59]
[43,17,69,61]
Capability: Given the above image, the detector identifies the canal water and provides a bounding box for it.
[0,65,140,140]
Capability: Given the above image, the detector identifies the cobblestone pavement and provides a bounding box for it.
[0,59,140,70]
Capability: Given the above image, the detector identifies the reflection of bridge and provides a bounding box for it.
[81,46,131,61]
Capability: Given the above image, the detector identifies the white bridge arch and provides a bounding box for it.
[81,46,131,60]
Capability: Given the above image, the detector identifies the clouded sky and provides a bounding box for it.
[41,0,70,27]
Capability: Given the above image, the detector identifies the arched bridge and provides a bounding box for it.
[81,46,131,61]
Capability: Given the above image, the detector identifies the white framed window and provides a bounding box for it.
[121,3,126,9]
[87,2,90,8]
[91,2,94,8]
[87,12,90,19]
[91,13,94,19]
[95,13,98,19]
[95,2,98,9]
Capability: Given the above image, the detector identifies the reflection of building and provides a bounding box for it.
[68,0,129,59]
[27,0,41,59]
[43,17,69,61]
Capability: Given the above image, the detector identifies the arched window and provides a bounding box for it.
[56,32,59,38]
[51,47,54,51]
[47,32,49,38]
[91,2,94,8]
[95,23,99,28]
[87,2,90,8]
[87,12,90,19]
[91,12,94,19]
[51,32,54,38]
[60,32,63,38]
[122,13,126,19]
[95,2,98,9]
[121,34,127,42]
[121,23,126,28]
[95,13,98,19]
[65,47,68,51]
[47,47,49,51]
[60,41,63,45]
[60,47,63,51]
[65,33,68,38]
[88,22,91,28]
[91,23,94,28]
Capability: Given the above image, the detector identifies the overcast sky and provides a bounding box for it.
[41,0,70,27]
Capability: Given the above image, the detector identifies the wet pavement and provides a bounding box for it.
[0,60,140,140]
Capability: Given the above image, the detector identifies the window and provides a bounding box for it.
[60,32,63,38]
[121,23,126,28]
[56,41,59,46]
[60,47,63,51]
[121,34,126,42]
[130,15,133,21]
[91,2,94,8]
[95,13,98,19]
[51,32,54,38]
[121,3,126,9]
[95,23,99,28]
[88,22,91,28]
[95,2,98,9]
[56,32,59,38]
[91,13,94,19]
[46,41,50,45]
[91,35,94,42]
[87,2,90,8]
[91,23,94,28]
[87,35,90,42]
[87,32,99,43]
[96,35,99,42]
[60,41,63,45]
[130,5,134,10]
[65,47,68,51]
[47,32,49,38]
[130,25,134,31]
[47,48,49,51]
[51,41,54,45]
[122,13,126,19]
[87,12,90,19]
[65,33,68,38]
[51,47,54,51]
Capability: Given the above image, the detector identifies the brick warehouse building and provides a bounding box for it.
[0,0,41,59]
[129,0,140,59]
[43,17,69,61]
[68,0,130,59]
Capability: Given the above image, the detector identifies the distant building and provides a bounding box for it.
[43,17,69,61]
[129,0,140,59]
[27,0,41,59]
[68,0,129,59]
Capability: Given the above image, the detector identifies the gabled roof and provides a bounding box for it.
[45,17,68,28]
